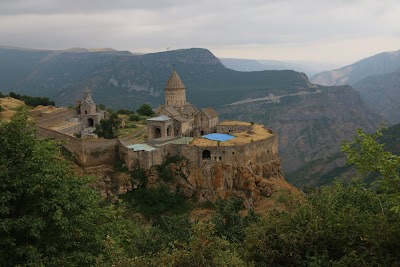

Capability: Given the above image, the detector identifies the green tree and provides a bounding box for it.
[212,197,258,243]
[94,112,121,139]
[129,114,141,122]
[0,112,118,266]
[342,128,400,212]
[98,103,106,110]
[117,109,133,115]
[244,180,400,266]
[136,104,154,117]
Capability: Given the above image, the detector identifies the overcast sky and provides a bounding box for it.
[1,0,400,65]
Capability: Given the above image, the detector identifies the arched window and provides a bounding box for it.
[202,150,211,160]
[167,125,172,137]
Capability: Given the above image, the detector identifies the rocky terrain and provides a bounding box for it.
[353,69,400,123]
[286,122,400,189]
[310,49,400,124]
[218,85,383,172]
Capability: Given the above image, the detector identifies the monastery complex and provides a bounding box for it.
[31,69,282,200]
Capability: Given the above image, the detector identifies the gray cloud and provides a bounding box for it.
[1,0,400,64]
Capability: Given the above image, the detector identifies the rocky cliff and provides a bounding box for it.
[218,85,383,172]
[353,69,400,123]
[82,157,298,209]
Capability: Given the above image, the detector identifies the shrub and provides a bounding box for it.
[129,114,141,122]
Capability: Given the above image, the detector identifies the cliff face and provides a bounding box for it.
[145,158,292,208]
[218,86,383,172]
[353,69,400,123]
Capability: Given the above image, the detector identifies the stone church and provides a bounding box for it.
[78,87,105,129]
[147,69,218,140]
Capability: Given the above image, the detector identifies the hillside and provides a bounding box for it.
[286,123,400,189]
[0,97,26,120]
[218,85,383,172]
[311,49,400,86]
[352,69,400,123]
[220,58,334,76]
[0,46,311,109]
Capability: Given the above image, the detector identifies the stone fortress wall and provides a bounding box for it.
[36,126,118,167]
[35,108,78,127]
[120,129,279,171]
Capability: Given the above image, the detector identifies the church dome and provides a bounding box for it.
[165,69,186,90]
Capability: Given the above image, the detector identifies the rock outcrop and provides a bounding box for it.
[145,158,286,208]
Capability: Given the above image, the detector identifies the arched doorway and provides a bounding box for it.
[167,125,172,137]
[202,150,211,160]
[88,118,94,127]
[154,127,162,139]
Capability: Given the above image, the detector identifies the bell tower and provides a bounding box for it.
[164,68,186,111]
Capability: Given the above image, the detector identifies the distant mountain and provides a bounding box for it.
[0,46,313,109]
[220,58,290,72]
[311,49,400,123]
[0,46,383,173]
[352,69,400,123]
[311,49,400,86]
[220,58,336,76]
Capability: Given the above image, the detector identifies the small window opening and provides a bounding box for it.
[202,150,211,160]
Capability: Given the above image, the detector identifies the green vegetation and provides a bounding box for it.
[0,112,118,266]
[121,186,188,220]
[8,91,55,107]
[2,112,400,266]
[94,112,121,139]
[245,180,400,266]
[117,108,133,115]
[129,113,141,121]
[342,128,400,212]
[136,103,154,116]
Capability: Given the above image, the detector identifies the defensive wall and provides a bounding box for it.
[120,132,279,171]
[34,109,78,128]
[36,126,118,167]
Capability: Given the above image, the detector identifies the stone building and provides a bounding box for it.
[78,87,105,129]
[32,88,105,136]
[147,69,218,140]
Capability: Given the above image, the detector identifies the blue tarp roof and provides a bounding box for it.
[202,133,235,142]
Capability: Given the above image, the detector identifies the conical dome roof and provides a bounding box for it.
[165,69,185,90]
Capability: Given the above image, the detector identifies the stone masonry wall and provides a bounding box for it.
[216,124,252,134]
[123,134,279,171]
[35,109,78,128]
[36,126,118,167]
